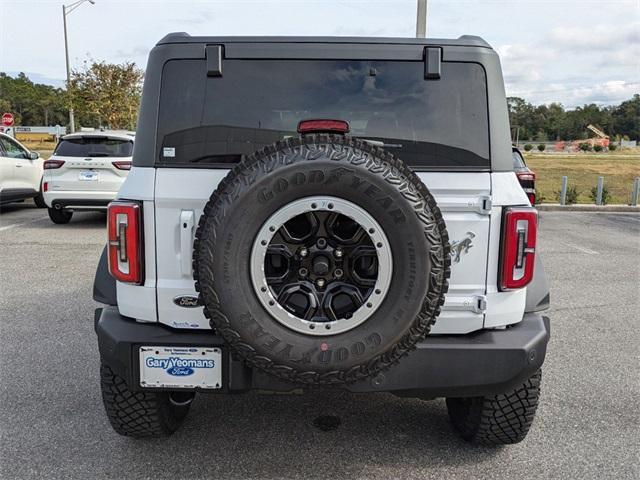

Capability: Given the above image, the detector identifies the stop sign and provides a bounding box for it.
[1,113,14,127]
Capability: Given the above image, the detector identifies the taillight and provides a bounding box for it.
[43,160,65,169]
[297,119,350,134]
[112,161,132,171]
[107,201,143,284]
[499,207,537,291]
[43,182,49,192]
[516,171,536,182]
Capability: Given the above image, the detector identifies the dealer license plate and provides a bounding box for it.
[139,346,222,389]
[79,170,98,181]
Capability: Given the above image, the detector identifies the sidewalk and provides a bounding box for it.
[536,204,640,212]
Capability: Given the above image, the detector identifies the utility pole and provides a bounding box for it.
[416,0,427,38]
[62,0,95,134]
[62,5,74,133]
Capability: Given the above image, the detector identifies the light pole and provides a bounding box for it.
[63,0,95,133]
[416,0,427,38]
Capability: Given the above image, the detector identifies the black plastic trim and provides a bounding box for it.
[93,246,117,306]
[96,306,550,397]
[0,188,37,203]
[157,34,492,49]
[206,45,223,76]
[424,47,441,79]
[525,252,551,312]
[95,306,231,392]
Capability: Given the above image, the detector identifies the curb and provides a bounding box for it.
[536,204,640,212]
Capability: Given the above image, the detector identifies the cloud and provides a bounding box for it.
[497,21,639,107]
[507,80,640,107]
[550,22,640,53]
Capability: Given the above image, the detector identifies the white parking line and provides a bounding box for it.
[561,242,599,255]
[0,216,49,232]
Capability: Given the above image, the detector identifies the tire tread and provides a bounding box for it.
[193,135,451,385]
[446,370,542,445]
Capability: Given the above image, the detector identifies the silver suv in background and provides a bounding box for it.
[43,130,134,223]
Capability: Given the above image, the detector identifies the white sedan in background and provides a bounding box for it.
[0,132,45,208]
[43,130,134,224]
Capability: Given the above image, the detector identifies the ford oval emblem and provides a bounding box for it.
[173,295,200,308]
[167,366,194,376]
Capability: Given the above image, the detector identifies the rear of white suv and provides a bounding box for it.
[43,131,134,223]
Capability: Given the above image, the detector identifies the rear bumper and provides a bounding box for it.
[43,191,115,209]
[95,306,550,397]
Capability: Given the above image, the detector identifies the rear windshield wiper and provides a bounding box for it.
[356,138,403,148]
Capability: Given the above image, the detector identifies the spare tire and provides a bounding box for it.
[193,135,450,385]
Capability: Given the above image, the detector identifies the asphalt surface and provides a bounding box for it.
[1,203,639,479]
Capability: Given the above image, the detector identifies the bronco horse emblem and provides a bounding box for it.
[450,231,475,263]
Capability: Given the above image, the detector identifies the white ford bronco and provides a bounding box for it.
[94,34,550,444]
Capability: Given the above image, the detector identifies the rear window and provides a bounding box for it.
[54,137,133,157]
[157,59,490,169]
[512,150,526,169]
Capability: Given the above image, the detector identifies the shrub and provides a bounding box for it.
[593,144,603,152]
[579,143,592,152]
[537,144,546,152]
[535,189,546,204]
[608,144,617,151]
[523,144,533,152]
[565,186,579,204]
[590,185,611,205]
[556,185,579,205]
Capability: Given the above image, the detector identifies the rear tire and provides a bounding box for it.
[33,190,46,208]
[47,207,72,224]
[446,370,542,445]
[100,364,193,438]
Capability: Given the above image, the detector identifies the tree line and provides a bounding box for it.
[508,95,639,142]
[0,61,143,131]
[1,66,638,139]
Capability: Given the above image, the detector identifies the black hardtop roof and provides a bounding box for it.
[157,32,492,49]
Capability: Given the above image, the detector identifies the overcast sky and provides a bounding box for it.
[1,0,638,108]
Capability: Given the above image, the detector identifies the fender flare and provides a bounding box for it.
[525,252,550,312]
[93,246,117,306]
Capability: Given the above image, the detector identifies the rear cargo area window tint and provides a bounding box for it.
[54,138,133,157]
[157,59,489,168]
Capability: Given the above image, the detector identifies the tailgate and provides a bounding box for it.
[154,169,492,334]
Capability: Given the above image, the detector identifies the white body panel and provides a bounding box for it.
[115,167,529,334]
[418,173,491,334]
[483,172,531,328]
[0,133,44,196]
[115,168,157,322]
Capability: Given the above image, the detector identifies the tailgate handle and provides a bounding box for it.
[180,210,195,276]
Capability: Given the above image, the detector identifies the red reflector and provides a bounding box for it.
[499,207,537,290]
[527,192,536,206]
[297,119,350,134]
[107,201,143,284]
[43,182,49,192]
[112,161,132,171]
[43,160,65,169]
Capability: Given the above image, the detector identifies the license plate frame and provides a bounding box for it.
[78,170,98,181]
[139,346,222,389]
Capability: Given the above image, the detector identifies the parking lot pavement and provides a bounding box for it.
[1,205,638,480]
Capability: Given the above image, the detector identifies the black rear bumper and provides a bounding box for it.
[95,306,549,397]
